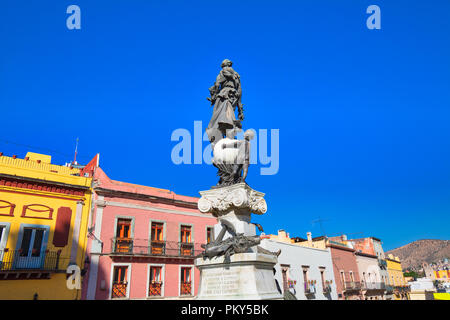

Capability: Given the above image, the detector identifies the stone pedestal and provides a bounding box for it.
[195,183,282,300]
[198,183,267,241]
[195,253,282,300]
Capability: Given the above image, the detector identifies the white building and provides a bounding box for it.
[408,278,436,300]
[260,231,338,300]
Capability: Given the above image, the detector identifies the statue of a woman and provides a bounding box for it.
[206,59,244,146]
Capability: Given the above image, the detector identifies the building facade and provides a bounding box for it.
[350,237,392,299]
[386,254,410,300]
[82,167,216,299]
[355,251,386,300]
[260,230,338,300]
[295,234,362,300]
[0,152,95,299]
[409,278,436,300]
[327,241,362,300]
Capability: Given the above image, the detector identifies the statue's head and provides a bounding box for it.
[221,59,232,68]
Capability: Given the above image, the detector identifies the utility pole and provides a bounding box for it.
[73,137,79,165]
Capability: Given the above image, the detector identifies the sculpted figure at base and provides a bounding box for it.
[199,219,280,263]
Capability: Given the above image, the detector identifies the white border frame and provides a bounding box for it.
[0,222,11,250]
[113,215,135,238]
[178,264,194,297]
[149,219,167,241]
[205,225,214,243]
[0,222,11,262]
[146,263,165,298]
[179,223,194,243]
[109,262,132,299]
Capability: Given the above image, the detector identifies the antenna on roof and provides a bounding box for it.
[73,137,79,165]
[311,217,329,237]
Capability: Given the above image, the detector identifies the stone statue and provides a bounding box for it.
[206,59,243,145]
[206,59,254,188]
[195,61,282,300]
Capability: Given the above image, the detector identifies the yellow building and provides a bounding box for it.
[0,152,96,299]
[434,269,450,282]
[386,254,410,300]
[261,229,294,243]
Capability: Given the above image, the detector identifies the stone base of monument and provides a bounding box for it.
[195,252,282,300]
[196,183,282,300]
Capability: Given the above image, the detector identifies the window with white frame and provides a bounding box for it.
[148,265,163,297]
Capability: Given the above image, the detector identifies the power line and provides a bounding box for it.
[0,138,90,162]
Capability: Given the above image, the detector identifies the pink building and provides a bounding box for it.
[81,167,216,300]
[327,240,362,300]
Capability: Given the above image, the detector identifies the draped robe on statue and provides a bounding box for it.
[206,67,242,144]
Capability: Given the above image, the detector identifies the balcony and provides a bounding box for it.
[344,281,362,291]
[0,249,66,280]
[378,259,387,269]
[385,285,394,293]
[394,285,410,293]
[361,281,386,291]
[112,282,128,298]
[180,281,192,295]
[110,238,203,258]
[304,280,317,294]
[148,281,163,297]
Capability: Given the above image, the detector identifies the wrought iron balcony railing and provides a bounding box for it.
[149,281,163,296]
[361,281,386,290]
[344,281,362,291]
[323,284,332,293]
[0,249,66,271]
[394,285,410,292]
[110,238,203,258]
[378,259,387,269]
[112,282,128,298]
[304,281,316,294]
[181,281,192,295]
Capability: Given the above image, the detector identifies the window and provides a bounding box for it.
[320,268,326,290]
[282,265,290,292]
[181,225,191,243]
[151,223,164,241]
[115,218,133,253]
[349,271,355,283]
[206,227,214,244]
[0,223,11,263]
[180,267,192,295]
[151,222,164,255]
[340,271,345,285]
[303,266,311,293]
[116,219,131,238]
[15,226,48,269]
[180,226,193,256]
[148,266,163,297]
[111,266,128,298]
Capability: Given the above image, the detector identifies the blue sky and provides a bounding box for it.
[1,0,449,251]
